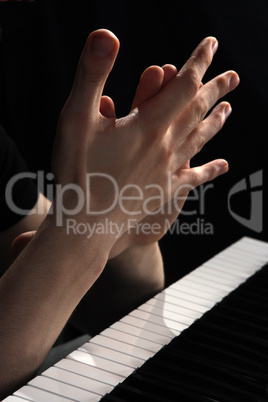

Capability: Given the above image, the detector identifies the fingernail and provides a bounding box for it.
[211,38,218,55]
[90,34,115,57]
[224,104,232,119]
[229,73,240,90]
[218,160,229,174]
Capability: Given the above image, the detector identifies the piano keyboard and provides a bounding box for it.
[4,236,268,401]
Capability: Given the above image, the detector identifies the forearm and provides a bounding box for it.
[0,217,109,399]
[70,242,164,334]
[0,193,51,272]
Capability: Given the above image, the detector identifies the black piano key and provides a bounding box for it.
[101,263,268,401]
[169,332,268,375]
[101,394,130,402]
[199,313,268,347]
[138,353,265,401]
[177,329,268,375]
[163,348,267,394]
[103,383,172,402]
[119,372,213,401]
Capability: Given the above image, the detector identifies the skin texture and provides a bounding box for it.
[10,61,234,335]
[0,29,239,398]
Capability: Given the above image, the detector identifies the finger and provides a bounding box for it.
[131,65,164,110]
[67,29,120,118]
[174,159,229,193]
[131,64,177,111]
[162,64,177,86]
[140,37,218,132]
[11,231,36,258]
[173,70,239,141]
[174,102,232,166]
[100,95,116,118]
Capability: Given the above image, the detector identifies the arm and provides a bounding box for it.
[0,215,111,398]
[12,60,235,336]
[0,193,51,271]
[70,242,164,334]
[69,56,236,334]
[0,28,239,398]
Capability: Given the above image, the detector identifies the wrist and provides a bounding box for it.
[109,241,164,289]
[26,214,114,292]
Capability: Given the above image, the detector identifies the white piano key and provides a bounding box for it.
[121,314,180,337]
[111,320,171,345]
[227,253,268,268]
[14,385,71,401]
[67,350,134,377]
[130,309,188,333]
[214,250,262,265]
[157,288,215,308]
[228,252,266,266]
[146,297,202,319]
[5,237,268,402]
[198,265,247,281]
[138,302,199,327]
[191,269,244,287]
[3,397,30,401]
[171,278,227,297]
[29,375,100,401]
[206,253,265,269]
[100,327,162,352]
[185,273,233,291]
[166,285,224,302]
[97,329,162,354]
[153,292,212,313]
[55,359,124,387]
[42,366,113,396]
[233,248,267,262]
[236,237,268,254]
[218,250,259,264]
[203,260,257,278]
[79,341,144,368]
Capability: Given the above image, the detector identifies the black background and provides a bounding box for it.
[0,0,267,285]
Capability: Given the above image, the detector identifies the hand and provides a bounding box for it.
[51,29,239,257]
[109,59,234,258]
[12,30,239,259]
[10,65,180,258]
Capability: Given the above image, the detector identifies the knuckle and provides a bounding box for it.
[187,132,203,158]
[194,131,204,153]
[79,64,104,84]
[190,170,200,188]
[194,95,209,119]
[216,74,228,93]
[197,44,211,66]
[159,142,172,164]
[215,108,226,129]
[183,66,200,96]
[212,104,228,130]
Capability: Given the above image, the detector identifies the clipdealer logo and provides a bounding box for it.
[228,170,263,233]
[4,170,264,235]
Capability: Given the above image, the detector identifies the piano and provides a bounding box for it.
[4,236,268,401]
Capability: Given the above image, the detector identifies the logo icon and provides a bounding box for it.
[228,170,263,233]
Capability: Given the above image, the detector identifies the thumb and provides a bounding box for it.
[11,231,36,258]
[68,29,120,117]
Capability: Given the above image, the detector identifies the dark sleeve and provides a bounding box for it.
[0,124,38,232]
